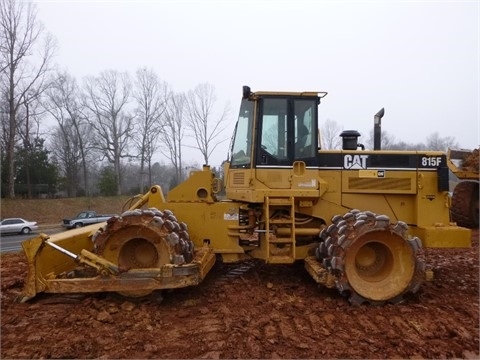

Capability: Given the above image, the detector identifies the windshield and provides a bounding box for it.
[230,99,254,167]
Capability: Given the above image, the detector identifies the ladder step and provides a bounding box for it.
[269,238,294,244]
[265,196,296,265]
[268,198,292,205]
[270,219,293,224]
[268,255,295,264]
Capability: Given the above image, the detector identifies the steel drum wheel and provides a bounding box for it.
[317,210,424,305]
[92,208,194,298]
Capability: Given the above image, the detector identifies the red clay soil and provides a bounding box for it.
[1,230,479,359]
[462,149,479,171]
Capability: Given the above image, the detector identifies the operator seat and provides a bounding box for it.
[295,124,309,153]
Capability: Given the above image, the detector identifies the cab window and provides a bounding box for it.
[256,97,318,166]
[231,99,254,168]
[294,100,316,158]
[260,98,288,160]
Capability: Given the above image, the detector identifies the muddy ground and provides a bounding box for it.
[1,230,479,359]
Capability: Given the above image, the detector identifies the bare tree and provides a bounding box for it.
[158,91,185,187]
[426,132,459,151]
[185,83,230,165]
[365,129,400,150]
[17,91,45,198]
[132,68,167,191]
[0,0,56,198]
[366,129,458,151]
[45,71,93,196]
[320,119,343,150]
[82,70,133,195]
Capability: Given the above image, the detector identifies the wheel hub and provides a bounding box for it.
[119,238,159,268]
[354,242,390,280]
[345,232,414,301]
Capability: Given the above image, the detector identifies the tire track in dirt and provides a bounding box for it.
[1,231,479,359]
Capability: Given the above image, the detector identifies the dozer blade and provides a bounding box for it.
[21,224,102,302]
[20,223,216,302]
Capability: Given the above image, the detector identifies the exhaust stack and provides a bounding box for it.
[374,108,385,150]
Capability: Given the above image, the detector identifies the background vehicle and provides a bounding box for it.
[1,218,38,235]
[447,148,479,228]
[20,86,471,305]
[62,211,116,229]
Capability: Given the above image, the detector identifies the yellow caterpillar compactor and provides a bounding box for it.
[21,86,472,305]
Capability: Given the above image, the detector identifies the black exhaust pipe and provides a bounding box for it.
[374,108,385,150]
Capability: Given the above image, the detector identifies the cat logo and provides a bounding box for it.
[344,154,369,169]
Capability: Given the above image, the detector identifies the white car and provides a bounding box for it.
[0,218,39,235]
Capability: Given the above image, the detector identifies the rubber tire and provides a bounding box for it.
[74,223,83,228]
[451,181,479,228]
[21,227,31,234]
[316,210,425,305]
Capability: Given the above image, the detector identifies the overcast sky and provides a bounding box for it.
[34,0,479,166]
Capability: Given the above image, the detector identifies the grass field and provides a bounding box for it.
[1,196,130,226]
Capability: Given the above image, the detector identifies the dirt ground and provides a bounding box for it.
[1,230,479,359]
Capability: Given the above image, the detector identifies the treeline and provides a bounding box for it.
[1,0,230,198]
[320,119,459,151]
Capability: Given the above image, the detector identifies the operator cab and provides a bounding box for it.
[230,86,326,168]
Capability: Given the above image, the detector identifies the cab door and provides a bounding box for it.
[255,97,318,189]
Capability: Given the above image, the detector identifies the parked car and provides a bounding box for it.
[62,211,116,229]
[0,218,39,235]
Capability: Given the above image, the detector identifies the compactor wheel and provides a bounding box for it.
[316,210,425,305]
[451,181,479,228]
[92,208,194,297]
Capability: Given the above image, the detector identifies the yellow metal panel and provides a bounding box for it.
[226,169,251,188]
[255,168,291,189]
[167,166,216,203]
[415,173,451,227]
[163,201,245,255]
[342,169,416,194]
[341,193,416,224]
[410,226,471,248]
